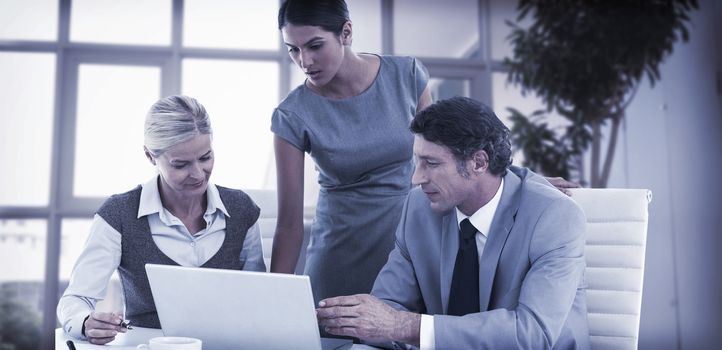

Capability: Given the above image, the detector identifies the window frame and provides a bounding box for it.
[59,51,173,213]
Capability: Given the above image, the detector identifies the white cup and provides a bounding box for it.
[136,336,202,350]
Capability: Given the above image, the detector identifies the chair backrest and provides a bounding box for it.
[243,190,277,271]
[569,188,652,350]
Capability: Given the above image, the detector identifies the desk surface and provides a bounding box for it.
[56,328,379,350]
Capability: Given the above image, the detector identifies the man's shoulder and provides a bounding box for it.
[517,174,583,218]
[407,187,435,212]
[403,187,447,223]
[522,176,566,201]
[408,186,429,203]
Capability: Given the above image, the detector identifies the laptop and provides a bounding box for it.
[145,264,352,350]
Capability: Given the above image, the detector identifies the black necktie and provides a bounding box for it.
[447,218,480,316]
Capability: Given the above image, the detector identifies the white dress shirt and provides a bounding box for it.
[419,178,504,350]
[57,176,266,339]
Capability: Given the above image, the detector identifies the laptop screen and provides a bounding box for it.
[145,264,351,350]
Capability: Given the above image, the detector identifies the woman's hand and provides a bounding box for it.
[545,176,581,196]
[83,311,127,345]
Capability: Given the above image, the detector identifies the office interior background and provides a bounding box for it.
[0,0,720,349]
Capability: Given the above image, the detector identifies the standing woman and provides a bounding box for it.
[270,0,432,304]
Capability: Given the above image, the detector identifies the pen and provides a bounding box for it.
[66,340,76,350]
[119,319,133,330]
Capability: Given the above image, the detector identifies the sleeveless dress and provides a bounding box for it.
[271,55,428,303]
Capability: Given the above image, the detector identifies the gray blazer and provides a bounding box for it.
[372,167,590,349]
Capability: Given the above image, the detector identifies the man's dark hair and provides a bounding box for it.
[278,0,350,36]
[410,96,512,176]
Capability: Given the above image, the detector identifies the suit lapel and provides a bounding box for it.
[477,171,523,311]
[440,211,458,313]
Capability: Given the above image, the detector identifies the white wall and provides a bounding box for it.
[608,0,722,348]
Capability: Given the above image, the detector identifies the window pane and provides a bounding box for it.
[0,52,55,206]
[490,0,528,61]
[59,219,93,281]
[489,0,515,61]
[347,0,382,54]
[492,72,569,166]
[492,72,532,166]
[70,0,171,45]
[393,0,479,58]
[74,64,160,197]
[184,0,278,50]
[182,59,279,190]
[0,219,45,350]
[492,72,566,129]
[0,0,58,41]
[289,62,306,92]
[428,77,470,102]
[59,219,123,312]
[0,219,47,282]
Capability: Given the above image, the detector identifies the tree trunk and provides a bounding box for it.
[575,154,586,187]
[599,112,623,188]
[591,120,602,187]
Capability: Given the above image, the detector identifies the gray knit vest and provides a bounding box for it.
[97,185,260,328]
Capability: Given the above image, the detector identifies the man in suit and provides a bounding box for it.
[316,96,589,349]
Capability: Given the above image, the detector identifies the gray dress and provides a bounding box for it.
[271,55,428,303]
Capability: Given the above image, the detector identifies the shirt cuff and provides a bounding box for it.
[64,311,90,340]
[419,314,435,350]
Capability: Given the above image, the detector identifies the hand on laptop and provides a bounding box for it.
[83,311,128,345]
[316,294,421,347]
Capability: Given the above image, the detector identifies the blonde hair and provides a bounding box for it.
[144,95,212,156]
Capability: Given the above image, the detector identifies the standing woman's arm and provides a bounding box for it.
[270,135,306,273]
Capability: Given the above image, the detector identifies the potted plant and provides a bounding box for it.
[505,0,698,187]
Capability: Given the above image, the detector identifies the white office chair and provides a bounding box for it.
[569,188,652,350]
[244,189,278,272]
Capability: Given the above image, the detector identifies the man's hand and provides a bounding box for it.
[83,311,127,345]
[316,294,420,346]
[545,176,581,196]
